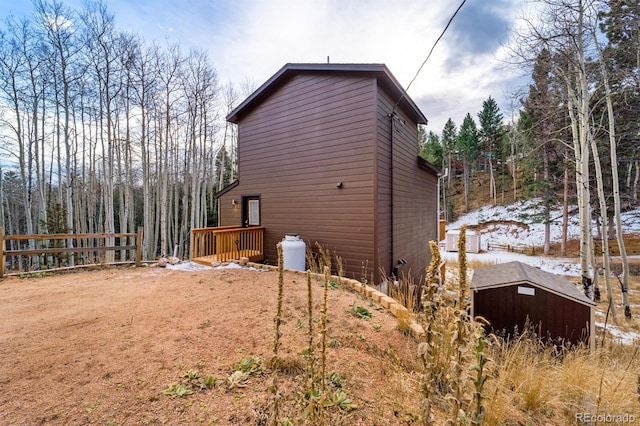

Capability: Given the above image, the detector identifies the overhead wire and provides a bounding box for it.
[395,0,468,110]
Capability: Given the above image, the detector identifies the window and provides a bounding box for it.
[242,195,261,227]
[248,199,260,226]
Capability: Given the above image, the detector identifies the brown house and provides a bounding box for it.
[215,63,440,283]
[471,261,595,347]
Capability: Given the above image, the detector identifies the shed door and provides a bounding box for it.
[242,195,260,227]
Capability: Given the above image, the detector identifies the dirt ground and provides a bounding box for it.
[0,264,425,425]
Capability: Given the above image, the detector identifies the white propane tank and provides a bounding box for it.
[281,234,306,271]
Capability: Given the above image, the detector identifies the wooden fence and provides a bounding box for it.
[488,238,640,257]
[594,238,640,256]
[487,242,538,255]
[0,227,143,277]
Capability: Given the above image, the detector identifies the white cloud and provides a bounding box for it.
[205,0,524,133]
[2,0,528,134]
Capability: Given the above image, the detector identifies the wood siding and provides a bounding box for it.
[473,285,591,345]
[375,88,437,282]
[220,72,378,280]
[218,65,438,284]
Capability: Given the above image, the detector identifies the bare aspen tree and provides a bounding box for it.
[593,28,631,318]
[156,44,183,258]
[115,34,138,261]
[589,130,614,317]
[82,2,127,262]
[0,0,234,269]
[561,149,569,256]
[0,19,38,264]
[0,167,4,231]
[36,0,86,264]
[512,0,598,293]
[131,40,159,260]
[14,18,49,233]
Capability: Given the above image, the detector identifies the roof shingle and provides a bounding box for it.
[471,261,595,306]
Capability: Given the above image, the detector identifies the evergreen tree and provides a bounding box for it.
[520,49,567,255]
[477,96,505,205]
[599,0,640,204]
[457,113,479,212]
[419,130,443,169]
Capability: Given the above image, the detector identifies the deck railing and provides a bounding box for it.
[191,226,265,264]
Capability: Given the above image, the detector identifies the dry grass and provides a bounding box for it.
[395,307,413,335]
[389,240,640,425]
[483,332,639,425]
[388,274,422,313]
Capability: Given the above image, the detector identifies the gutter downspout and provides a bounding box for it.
[388,113,395,278]
[437,167,449,241]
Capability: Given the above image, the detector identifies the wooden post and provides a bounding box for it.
[135,227,143,267]
[0,227,4,277]
[190,229,194,260]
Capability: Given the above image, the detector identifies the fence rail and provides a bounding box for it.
[594,238,640,256]
[487,242,538,255]
[0,227,143,276]
[191,226,264,265]
[488,238,640,257]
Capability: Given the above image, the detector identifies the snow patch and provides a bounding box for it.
[166,261,266,272]
[444,199,640,277]
[166,262,213,271]
[596,323,640,345]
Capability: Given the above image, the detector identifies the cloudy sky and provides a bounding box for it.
[3,0,530,133]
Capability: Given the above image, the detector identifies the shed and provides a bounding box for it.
[211,63,440,283]
[471,261,595,347]
[446,229,481,253]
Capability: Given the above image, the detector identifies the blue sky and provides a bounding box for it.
[2,0,529,133]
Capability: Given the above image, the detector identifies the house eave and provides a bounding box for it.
[214,180,239,198]
[471,280,596,307]
[417,156,441,176]
[226,63,428,125]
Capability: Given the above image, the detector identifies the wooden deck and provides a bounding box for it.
[191,226,264,266]
[192,250,263,267]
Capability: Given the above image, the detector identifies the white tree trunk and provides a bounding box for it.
[590,133,614,314]
[594,33,631,318]
[566,80,592,293]
[561,156,569,257]
[633,162,639,204]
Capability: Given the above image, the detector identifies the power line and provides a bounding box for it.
[404,0,468,96]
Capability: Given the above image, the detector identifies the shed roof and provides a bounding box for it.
[471,261,595,306]
[226,63,428,125]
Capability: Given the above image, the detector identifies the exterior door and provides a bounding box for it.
[242,195,260,227]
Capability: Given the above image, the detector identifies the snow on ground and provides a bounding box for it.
[595,322,640,345]
[442,249,584,276]
[443,199,640,277]
[447,198,640,248]
[166,261,267,272]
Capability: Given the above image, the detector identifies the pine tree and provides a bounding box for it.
[477,96,505,205]
[441,118,458,221]
[457,114,479,213]
[419,130,444,169]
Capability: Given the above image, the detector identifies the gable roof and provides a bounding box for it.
[226,63,428,125]
[471,261,595,306]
